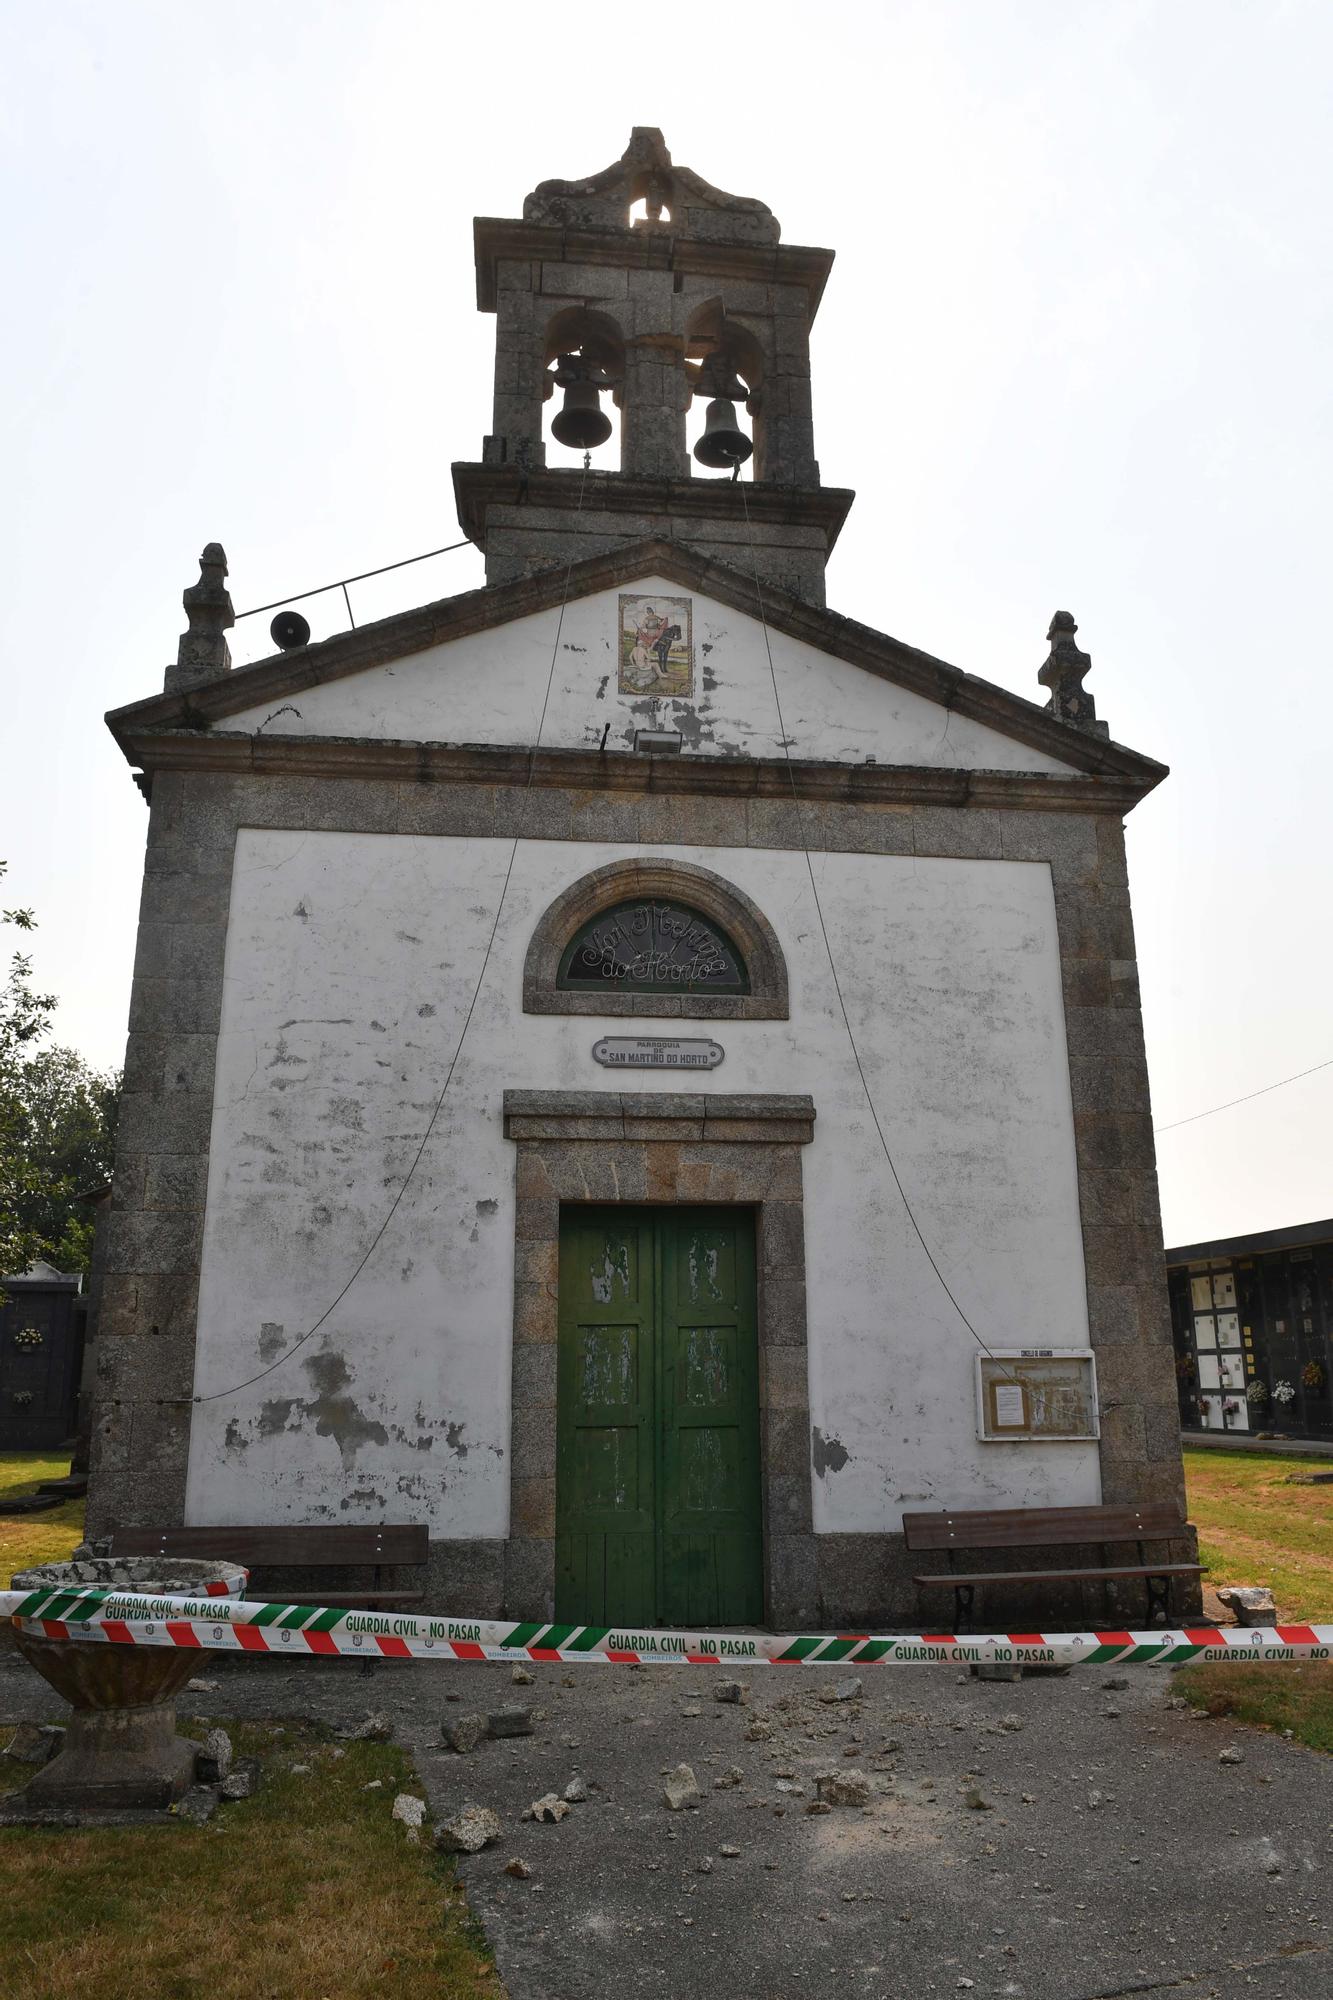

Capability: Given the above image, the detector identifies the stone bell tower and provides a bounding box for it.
[451,129,854,606]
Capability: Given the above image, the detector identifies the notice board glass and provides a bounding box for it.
[975,1350,1100,1442]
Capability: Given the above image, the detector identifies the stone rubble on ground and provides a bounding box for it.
[1217,1585,1278,1626]
[438,1803,504,1852]
[174,1786,219,1825]
[744,1717,774,1742]
[712,1765,744,1790]
[820,1676,863,1704]
[185,1678,221,1693]
[2,1722,62,1766]
[563,1775,589,1803]
[343,1712,393,1742]
[488,1706,534,1739]
[525,1793,571,1823]
[511,1665,534,1684]
[815,1770,872,1807]
[663,1764,701,1811]
[443,1712,490,1755]
[195,1727,233,1783]
[1218,1746,1245,1765]
[713,1680,748,1704]
[392,1792,427,1837]
[504,1857,531,1878]
[962,1785,993,1811]
[219,1770,253,1801]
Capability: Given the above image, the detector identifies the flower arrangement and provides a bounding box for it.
[1272,1379,1296,1405]
[1246,1380,1269,1406]
[1301,1361,1325,1393]
[10,1389,33,1407]
[12,1325,43,1348]
[1222,1398,1241,1419]
[1175,1354,1196,1381]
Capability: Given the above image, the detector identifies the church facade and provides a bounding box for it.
[89,134,1189,1626]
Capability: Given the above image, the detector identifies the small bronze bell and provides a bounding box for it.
[550,353,613,451]
[693,397,753,469]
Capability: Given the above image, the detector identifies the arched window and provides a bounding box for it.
[524,860,788,1021]
[559,899,749,997]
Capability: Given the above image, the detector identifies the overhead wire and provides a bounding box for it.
[737,476,1009,1372]
[1154,1056,1333,1134]
[188,469,590,1406]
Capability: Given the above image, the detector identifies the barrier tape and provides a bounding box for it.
[5,1589,1331,1668]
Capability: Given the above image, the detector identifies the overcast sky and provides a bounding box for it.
[2,1,1330,1248]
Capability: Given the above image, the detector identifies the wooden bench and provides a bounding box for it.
[110,1525,429,1609]
[903,1503,1202,1628]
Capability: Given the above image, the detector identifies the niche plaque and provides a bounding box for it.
[592,1036,724,1071]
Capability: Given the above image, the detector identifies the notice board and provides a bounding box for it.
[974,1350,1100,1442]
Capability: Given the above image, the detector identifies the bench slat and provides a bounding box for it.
[915,1563,1202,1588]
[111,1525,428,1567]
[902,1503,1187,1552]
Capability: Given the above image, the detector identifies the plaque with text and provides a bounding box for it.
[592,1036,725,1071]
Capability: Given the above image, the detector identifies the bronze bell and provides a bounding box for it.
[693,397,753,469]
[550,353,613,451]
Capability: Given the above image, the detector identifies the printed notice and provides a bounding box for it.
[992,1383,1028,1429]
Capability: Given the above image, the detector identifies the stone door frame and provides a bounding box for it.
[502,1089,818,1626]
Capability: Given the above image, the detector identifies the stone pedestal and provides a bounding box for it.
[9,1557,245,1813]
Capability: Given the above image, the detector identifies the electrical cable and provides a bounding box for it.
[189,470,590,1405]
[233,541,474,622]
[1154,1056,1333,1134]
[737,479,1008,1369]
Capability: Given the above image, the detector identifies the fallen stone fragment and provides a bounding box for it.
[776,1779,805,1796]
[1218,1745,1245,1765]
[174,1786,219,1825]
[1087,1789,1105,1810]
[195,1728,233,1784]
[488,1706,534,1739]
[997,1714,1023,1733]
[443,1712,489,1755]
[681,1703,702,1717]
[744,1718,774,1742]
[1217,1584,1278,1626]
[511,1665,535,1685]
[714,1680,749,1705]
[290,1764,311,1775]
[962,1786,992,1811]
[327,1747,345,1762]
[185,1678,221,1693]
[219,1770,253,1802]
[973,1664,1023,1683]
[820,1676,863,1704]
[344,1712,392,1742]
[1101,1675,1130,1691]
[392,1793,427,1833]
[525,1793,571,1824]
[719,1843,740,1858]
[504,1857,531,1878]
[3,1723,60,1766]
[816,1770,872,1806]
[563,1775,589,1803]
[438,1803,503,1852]
[712,1766,744,1790]
[697,1855,714,1873]
[663,1764,701,1811]
[805,1800,832,1815]
[362,1780,383,1790]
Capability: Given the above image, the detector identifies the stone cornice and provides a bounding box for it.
[473,216,836,317]
[109,728,1159,815]
[105,536,1168,797]
[451,465,856,555]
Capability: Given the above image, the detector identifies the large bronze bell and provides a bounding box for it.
[693,397,753,469]
[550,353,613,451]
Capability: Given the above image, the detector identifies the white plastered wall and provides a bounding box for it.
[223,577,1076,776]
[186,829,1100,1535]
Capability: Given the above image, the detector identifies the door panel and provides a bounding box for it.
[556,1205,762,1628]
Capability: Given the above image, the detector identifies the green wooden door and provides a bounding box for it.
[555,1207,762,1628]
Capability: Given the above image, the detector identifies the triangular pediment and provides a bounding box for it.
[107,541,1166,795]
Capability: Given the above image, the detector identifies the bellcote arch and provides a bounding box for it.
[523,859,789,1021]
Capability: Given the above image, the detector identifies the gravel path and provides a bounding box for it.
[2,1644,1329,1998]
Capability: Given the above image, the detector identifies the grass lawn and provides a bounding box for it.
[0,1721,503,2000]
[1177,1445,1333,1754]
[1182,1445,1333,1621]
[0,1453,86,1578]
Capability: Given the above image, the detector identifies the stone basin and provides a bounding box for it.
[9,1557,248,1811]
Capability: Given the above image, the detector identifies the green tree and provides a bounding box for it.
[1,863,120,1279]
